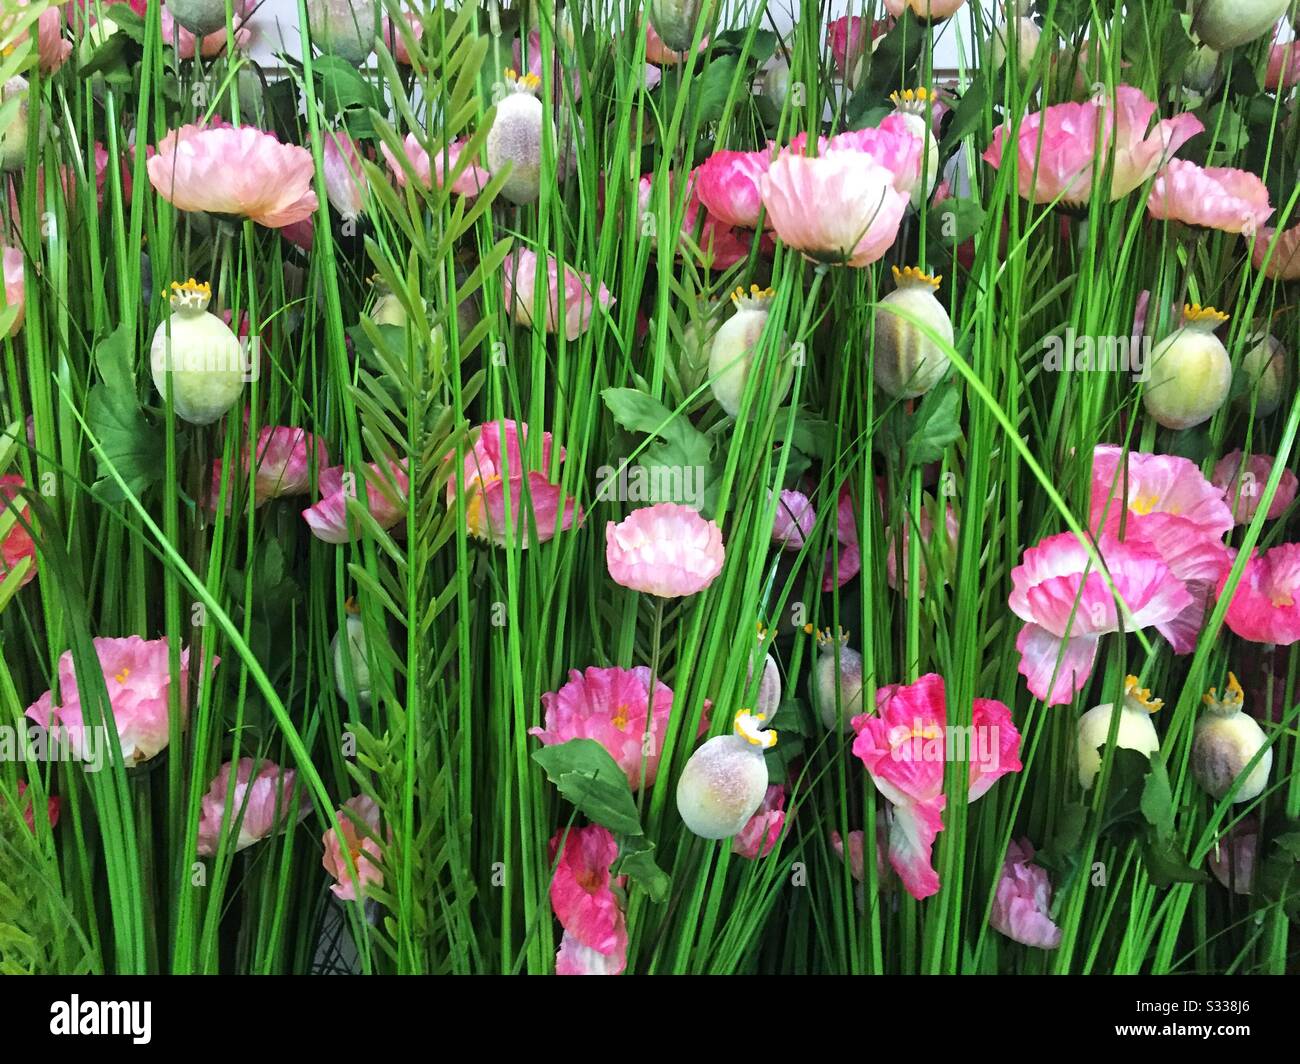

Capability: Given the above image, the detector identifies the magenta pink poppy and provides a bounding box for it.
[822,486,862,591]
[694,149,773,230]
[1147,160,1273,236]
[503,249,614,341]
[732,785,786,859]
[446,419,580,547]
[213,424,328,510]
[1212,452,1298,525]
[0,475,36,591]
[1218,544,1300,645]
[549,825,627,962]
[638,170,755,270]
[14,779,60,834]
[197,758,298,856]
[380,133,490,197]
[322,795,385,901]
[302,459,409,543]
[989,838,1062,950]
[606,502,725,598]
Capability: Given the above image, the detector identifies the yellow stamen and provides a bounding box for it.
[892,265,942,289]
[114,668,131,685]
[611,704,630,730]
[1124,675,1163,714]
[1183,303,1229,325]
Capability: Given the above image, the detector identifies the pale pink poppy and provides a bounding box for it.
[1009,532,1193,705]
[732,785,785,859]
[322,795,384,901]
[322,130,368,219]
[381,10,422,65]
[147,124,319,228]
[446,419,579,547]
[637,170,754,270]
[831,820,890,884]
[160,2,252,58]
[989,838,1062,950]
[1212,452,1298,525]
[884,500,960,597]
[1218,544,1300,645]
[760,151,908,268]
[380,133,490,197]
[606,502,725,598]
[14,779,60,834]
[694,149,772,230]
[531,666,708,789]
[851,673,1022,899]
[771,488,816,551]
[25,636,210,766]
[196,758,298,856]
[1265,36,1300,91]
[555,930,627,975]
[1251,223,1300,280]
[502,249,614,341]
[1209,817,1258,894]
[35,5,72,72]
[549,825,627,960]
[2,245,24,336]
[1147,160,1273,237]
[302,459,408,543]
[982,87,1203,205]
[0,475,35,591]
[823,115,924,195]
[213,425,328,510]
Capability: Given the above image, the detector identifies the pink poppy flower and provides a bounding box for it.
[380,133,490,197]
[0,475,36,590]
[503,249,614,341]
[822,486,862,591]
[556,929,627,975]
[606,502,725,598]
[196,758,298,856]
[213,424,328,510]
[514,28,582,101]
[531,666,708,789]
[1209,816,1258,895]
[821,115,924,195]
[302,459,408,543]
[24,636,209,767]
[322,130,367,219]
[831,821,890,884]
[322,795,384,901]
[1251,223,1300,280]
[1212,452,1298,525]
[147,124,319,228]
[637,170,755,270]
[1009,532,1193,705]
[771,488,816,551]
[13,779,59,833]
[549,825,627,957]
[825,16,889,76]
[989,838,1062,950]
[1218,544,1300,645]
[281,217,314,252]
[982,87,1203,205]
[446,419,580,546]
[2,245,24,336]
[644,17,707,65]
[884,500,960,597]
[693,149,772,230]
[160,2,252,58]
[381,10,423,65]
[760,151,908,268]
[732,785,785,859]
[34,5,71,72]
[1147,160,1273,237]
[1265,36,1300,91]
[850,673,1022,899]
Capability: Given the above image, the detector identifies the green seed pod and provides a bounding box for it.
[486,70,548,205]
[647,0,706,53]
[332,606,372,709]
[166,0,233,38]
[306,0,378,64]
[0,77,29,173]
[874,266,953,399]
[813,628,865,733]
[1192,674,1272,803]
[1143,304,1233,429]
[1235,331,1287,418]
[676,711,776,839]
[149,280,245,426]
[1077,676,1162,791]
[1192,0,1289,51]
[708,286,789,417]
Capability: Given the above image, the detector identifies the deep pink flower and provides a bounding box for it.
[25,636,209,766]
[446,419,579,547]
[1252,223,1300,280]
[989,838,1062,950]
[555,929,627,975]
[0,475,36,590]
[1147,160,1273,237]
[694,149,772,230]
[1265,36,1300,91]
[606,502,725,598]
[982,87,1203,205]
[771,489,816,551]
[1009,532,1193,705]
[1218,544,1300,645]
[825,16,889,76]
[637,170,755,270]
[14,780,59,834]
[322,130,367,219]
[322,795,384,901]
[380,133,490,197]
[822,115,924,195]
[302,459,408,543]
[851,673,1022,900]
[503,249,614,340]
[2,245,24,336]
[147,124,319,228]
[1212,452,1298,525]
[732,785,785,859]
[822,486,862,591]
[213,424,328,510]
[531,666,707,789]
[197,758,298,856]
[549,825,626,955]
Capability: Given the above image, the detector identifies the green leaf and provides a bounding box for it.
[927,198,986,250]
[87,325,163,501]
[938,74,988,157]
[601,387,711,468]
[1143,836,1209,888]
[532,739,643,836]
[613,837,671,902]
[694,55,741,126]
[903,383,961,469]
[314,56,380,115]
[1139,759,1175,840]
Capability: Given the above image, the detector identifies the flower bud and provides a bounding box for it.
[1192,674,1272,803]
[647,0,706,53]
[990,17,1042,79]
[485,69,548,205]
[307,0,378,64]
[747,638,782,719]
[150,279,245,425]
[332,603,372,708]
[813,628,864,732]
[762,54,793,112]
[890,89,940,208]
[165,0,232,38]
[0,77,30,173]
[1235,331,1287,418]
[873,267,953,399]
[1143,304,1232,430]
[1192,0,1289,52]
[708,286,789,417]
[1077,676,1162,791]
[676,710,776,839]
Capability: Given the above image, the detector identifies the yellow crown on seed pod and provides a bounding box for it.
[168,278,212,311]
[734,709,778,749]
[890,87,931,114]
[816,625,850,648]
[1124,675,1164,714]
[731,284,776,308]
[892,265,942,289]
[344,596,361,615]
[1183,303,1230,325]
[1203,672,1244,714]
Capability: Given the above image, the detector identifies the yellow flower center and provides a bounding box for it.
[611,704,630,730]
[114,668,131,684]
[464,474,502,537]
[1270,590,1294,607]
[1130,493,1158,516]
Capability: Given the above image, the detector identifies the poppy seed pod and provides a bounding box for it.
[1192,0,1290,51]
[813,627,865,733]
[165,0,232,38]
[1143,304,1233,429]
[676,710,777,839]
[890,89,939,209]
[332,602,372,708]
[149,279,245,426]
[486,69,548,205]
[762,55,793,112]
[873,267,953,399]
[307,0,378,64]
[708,286,789,417]
[1077,676,1162,791]
[0,77,29,172]
[1192,674,1272,803]
[647,0,706,53]
[747,635,782,719]
[1235,332,1288,418]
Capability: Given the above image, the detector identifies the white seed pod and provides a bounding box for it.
[332,607,372,708]
[708,286,788,417]
[1192,674,1272,803]
[1235,331,1287,418]
[889,89,939,209]
[676,711,776,840]
[1077,676,1162,791]
[0,77,29,173]
[873,267,953,399]
[1143,305,1233,430]
[486,70,548,205]
[165,0,233,38]
[149,280,245,426]
[1192,0,1289,52]
[990,18,1043,79]
[813,630,864,733]
[762,55,793,111]
[306,0,378,64]
[747,646,782,719]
